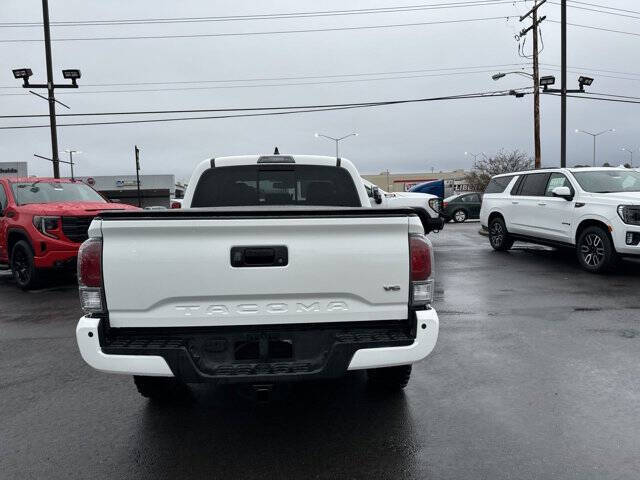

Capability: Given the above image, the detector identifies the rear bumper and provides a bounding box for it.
[76,309,439,381]
[34,250,78,269]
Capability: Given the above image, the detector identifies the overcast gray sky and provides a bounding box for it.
[1,0,638,181]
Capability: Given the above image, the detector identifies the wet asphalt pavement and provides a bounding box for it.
[1,222,639,480]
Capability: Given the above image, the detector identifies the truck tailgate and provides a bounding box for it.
[100,213,411,327]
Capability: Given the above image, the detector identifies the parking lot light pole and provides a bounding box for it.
[63,149,81,181]
[465,151,484,163]
[574,129,615,166]
[314,132,358,158]
[620,147,636,167]
[10,0,82,179]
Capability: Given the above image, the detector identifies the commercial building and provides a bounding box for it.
[76,175,175,208]
[0,162,28,177]
[362,169,471,196]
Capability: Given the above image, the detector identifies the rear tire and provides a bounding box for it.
[10,240,41,290]
[576,226,617,273]
[488,217,514,251]
[453,209,468,223]
[134,376,190,401]
[367,365,412,391]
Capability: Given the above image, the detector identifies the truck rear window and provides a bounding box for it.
[191,165,360,207]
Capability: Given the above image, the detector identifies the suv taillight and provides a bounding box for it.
[77,237,104,314]
[170,201,181,209]
[409,234,434,307]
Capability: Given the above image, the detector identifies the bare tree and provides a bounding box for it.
[464,149,534,192]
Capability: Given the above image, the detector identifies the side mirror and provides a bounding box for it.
[372,186,383,205]
[552,186,573,200]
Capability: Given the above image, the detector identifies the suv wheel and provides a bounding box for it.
[488,217,514,251]
[453,209,468,223]
[10,240,41,290]
[577,226,617,273]
[133,376,190,401]
[367,365,412,390]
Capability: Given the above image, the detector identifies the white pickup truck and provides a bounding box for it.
[362,179,443,221]
[76,155,440,399]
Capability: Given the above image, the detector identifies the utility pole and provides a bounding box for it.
[10,2,81,180]
[135,145,142,207]
[519,0,546,169]
[561,0,567,167]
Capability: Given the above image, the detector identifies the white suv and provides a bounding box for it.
[480,167,640,273]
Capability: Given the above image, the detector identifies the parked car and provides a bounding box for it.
[76,155,440,399]
[480,167,640,273]
[442,192,482,223]
[0,177,139,289]
[361,179,443,227]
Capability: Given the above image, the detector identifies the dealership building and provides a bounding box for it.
[362,169,471,195]
[0,162,28,178]
[76,175,176,208]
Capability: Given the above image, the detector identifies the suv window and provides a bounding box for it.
[516,173,551,196]
[191,165,361,207]
[0,184,7,211]
[485,176,514,194]
[545,173,573,197]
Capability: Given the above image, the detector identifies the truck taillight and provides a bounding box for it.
[409,235,434,307]
[77,238,104,314]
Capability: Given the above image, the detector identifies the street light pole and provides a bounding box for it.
[63,149,81,180]
[465,151,484,163]
[314,132,358,158]
[621,147,636,167]
[575,129,615,166]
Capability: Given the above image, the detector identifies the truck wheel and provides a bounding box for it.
[133,376,189,401]
[576,226,617,273]
[10,240,41,290]
[488,217,514,251]
[367,365,412,390]
[453,209,468,223]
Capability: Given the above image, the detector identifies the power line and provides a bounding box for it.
[0,16,517,43]
[0,88,529,129]
[543,92,640,105]
[567,0,640,16]
[0,88,528,119]
[0,68,526,96]
[0,1,524,27]
[0,62,530,90]
[547,19,640,38]
[550,1,640,20]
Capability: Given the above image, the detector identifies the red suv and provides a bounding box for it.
[0,177,139,289]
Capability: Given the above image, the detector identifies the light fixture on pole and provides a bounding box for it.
[492,70,541,168]
[63,149,81,180]
[465,151,484,163]
[574,129,615,166]
[314,132,358,159]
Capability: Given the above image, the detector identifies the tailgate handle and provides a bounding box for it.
[231,246,288,267]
